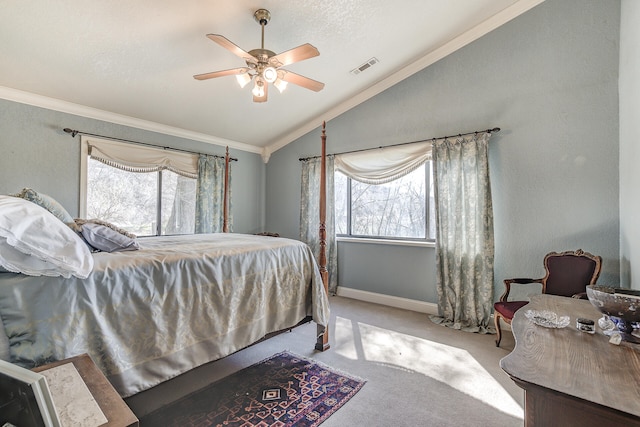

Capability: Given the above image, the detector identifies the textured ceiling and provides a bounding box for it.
[0,0,543,158]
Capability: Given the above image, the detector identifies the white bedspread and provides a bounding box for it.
[0,233,329,397]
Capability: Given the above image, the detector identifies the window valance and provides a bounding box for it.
[334,140,432,184]
[83,137,198,179]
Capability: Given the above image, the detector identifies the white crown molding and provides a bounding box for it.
[264,0,546,158]
[0,85,262,155]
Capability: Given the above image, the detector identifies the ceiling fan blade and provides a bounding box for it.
[269,43,320,67]
[281,71,325,92]
[253,81,268,103]
[206,34,257,63]
[193,67,250,80]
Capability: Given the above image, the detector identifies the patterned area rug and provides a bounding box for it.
[140,351,366,427]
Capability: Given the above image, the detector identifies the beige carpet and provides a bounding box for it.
[126,296,524,426]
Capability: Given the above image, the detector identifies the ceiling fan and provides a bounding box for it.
[194,9,325,103]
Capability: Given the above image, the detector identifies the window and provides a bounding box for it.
[81,137,199,237]
[335,162,435,241]
[86,159,196,236]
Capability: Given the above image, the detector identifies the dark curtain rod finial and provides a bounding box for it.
[63,128,79,137]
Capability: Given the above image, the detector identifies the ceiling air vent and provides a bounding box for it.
[350,57,379,75]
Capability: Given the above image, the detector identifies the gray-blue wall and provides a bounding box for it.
[266,0,621,303]
[0,99,266,234]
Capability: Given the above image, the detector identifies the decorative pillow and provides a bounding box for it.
[13,188,75,225]
[80,222,139,253]
[0,196,94,278]
[74,218,136,239]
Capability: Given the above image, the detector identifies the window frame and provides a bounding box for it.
[336,161,435,243]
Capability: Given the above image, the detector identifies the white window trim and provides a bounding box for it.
[337,236,435,248]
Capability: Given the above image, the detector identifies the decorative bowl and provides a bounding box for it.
[586,285,640,335]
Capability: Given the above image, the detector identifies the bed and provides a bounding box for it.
[0,124,331,398]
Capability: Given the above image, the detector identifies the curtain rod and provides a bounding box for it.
[298,127,500,161]
[63,128,238,161]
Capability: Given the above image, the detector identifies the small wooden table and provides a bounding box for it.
[500,294,640,426]
[34,354,139,427]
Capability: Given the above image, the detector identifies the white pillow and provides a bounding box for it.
[0,196,94,278]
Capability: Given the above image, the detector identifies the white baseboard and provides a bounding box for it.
[334,286,509,330]
[335,287,439,315]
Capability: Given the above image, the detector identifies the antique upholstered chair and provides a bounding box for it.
[493,249,602,347]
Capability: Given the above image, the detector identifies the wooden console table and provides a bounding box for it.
[34,354,139,427]
[500,294,640,426]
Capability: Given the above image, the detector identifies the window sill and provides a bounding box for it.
[336,236,435,248]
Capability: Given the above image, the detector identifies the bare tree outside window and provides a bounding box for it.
[87,159,196,236]
[335,163,435,240]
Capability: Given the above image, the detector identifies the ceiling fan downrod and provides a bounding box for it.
[254,9,271,50]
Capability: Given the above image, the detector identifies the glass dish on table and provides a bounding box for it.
[524,309,570,328]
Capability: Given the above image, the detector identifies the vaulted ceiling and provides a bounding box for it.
[0,0,544,158]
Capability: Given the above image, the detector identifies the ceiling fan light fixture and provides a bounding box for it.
[262,66,278,83]
[252,78,265,97]
[236,72,252,88]
[274,78,288,93]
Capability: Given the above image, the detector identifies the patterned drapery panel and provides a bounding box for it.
[195,154,231,233]
[430,132,495,333]
[300,156,338,294]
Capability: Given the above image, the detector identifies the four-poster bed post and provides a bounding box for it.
[223,146,230,233]
[316,121,330,351]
